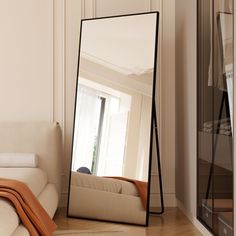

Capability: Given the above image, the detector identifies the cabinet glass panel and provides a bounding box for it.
[197,0,234,235]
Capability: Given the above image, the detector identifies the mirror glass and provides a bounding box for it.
[68,12,159,226]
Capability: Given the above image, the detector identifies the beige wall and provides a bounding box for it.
[0,0,176,208]
[158,0,176,207]
[175,0,197,216]
[0,0,53,122]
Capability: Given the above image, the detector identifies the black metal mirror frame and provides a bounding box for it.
[67,11,160,226]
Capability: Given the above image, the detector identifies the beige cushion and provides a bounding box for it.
[0,168,47,197]
[0,199,20,236]
[37,184,59,218]
[12,225,30,236]
[120,181,139,196]
[71,172,122,194]
[71,172,139,197]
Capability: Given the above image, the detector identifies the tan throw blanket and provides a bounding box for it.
[106,176,148,210]
[0,178,57,236]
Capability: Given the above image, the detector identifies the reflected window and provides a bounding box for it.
[72,80,132,177]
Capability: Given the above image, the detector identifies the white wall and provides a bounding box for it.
[0,0,176,208]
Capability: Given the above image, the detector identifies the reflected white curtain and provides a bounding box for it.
[72,84,101,172]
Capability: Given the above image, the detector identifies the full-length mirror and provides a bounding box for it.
[68,12,159,226]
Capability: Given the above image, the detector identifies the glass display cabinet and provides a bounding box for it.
[197,0,234,235]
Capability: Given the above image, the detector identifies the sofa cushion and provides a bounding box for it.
[12,225,30,236]
[0,168,47,196]
[120,180,139,196]
[71,172,140,197]
[0,198,20,236]
[71,172,122,194]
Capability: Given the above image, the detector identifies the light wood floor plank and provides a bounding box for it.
[54,208,202,236]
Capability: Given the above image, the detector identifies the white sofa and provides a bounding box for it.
[68,172,146,225]
[0,122,62,236]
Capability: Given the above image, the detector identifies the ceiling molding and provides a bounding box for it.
[80,57,153,97]
[81,52,153,76]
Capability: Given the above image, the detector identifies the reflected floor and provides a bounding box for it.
[54,208,202,236]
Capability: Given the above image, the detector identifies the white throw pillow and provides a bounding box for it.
[0,153,38,167]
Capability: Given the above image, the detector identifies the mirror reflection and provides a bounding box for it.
[68,12,159,226]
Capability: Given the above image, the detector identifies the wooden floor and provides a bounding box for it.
[54,208,202,236]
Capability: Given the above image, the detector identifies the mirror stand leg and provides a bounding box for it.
[149,102,164,215]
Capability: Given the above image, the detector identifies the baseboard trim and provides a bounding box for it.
[177,200,213,236]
